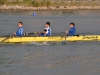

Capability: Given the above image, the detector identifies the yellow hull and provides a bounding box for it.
[0,35,100,43]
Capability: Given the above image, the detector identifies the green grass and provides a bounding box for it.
[0,0,100,6]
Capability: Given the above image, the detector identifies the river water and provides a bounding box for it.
[0,10,100,75]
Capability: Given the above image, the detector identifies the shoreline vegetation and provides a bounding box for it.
[0,0,100,10]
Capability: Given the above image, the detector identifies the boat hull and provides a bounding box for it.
[0,35,100,43]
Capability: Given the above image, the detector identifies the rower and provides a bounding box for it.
[40,22,52,36]
[40,29,47,36]
[13,22,24,36]
[66,23,76,36]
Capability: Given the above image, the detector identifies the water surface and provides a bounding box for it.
[0,10,100,75]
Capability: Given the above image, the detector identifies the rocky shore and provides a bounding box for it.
[0,4,100,10]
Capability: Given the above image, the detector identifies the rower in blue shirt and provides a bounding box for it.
[13,22,24,36]
[40,22,52,36]
[66,23,76,36]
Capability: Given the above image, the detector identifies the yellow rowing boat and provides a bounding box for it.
[0,35,100,43]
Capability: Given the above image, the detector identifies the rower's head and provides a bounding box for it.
[18,22,23,27]
[45,22,50,28]
[70,23,75,28]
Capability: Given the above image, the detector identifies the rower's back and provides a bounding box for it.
[16,22,24,36]
[68,23,76,36]
[45,22,52,36]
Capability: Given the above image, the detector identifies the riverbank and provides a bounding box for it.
[0,4,100,10]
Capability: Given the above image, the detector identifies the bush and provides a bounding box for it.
[46,1,51,6]
[31,0,40,7]
[0,0,6,5]
[31,0,51,7]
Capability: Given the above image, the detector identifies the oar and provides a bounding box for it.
[25,33,35,35]
[24,29,47,36]
[0,34,12,43]
[24,32,40,35]
[61,34,68,45]
[61,34,80,45]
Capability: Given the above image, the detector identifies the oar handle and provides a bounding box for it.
[28,33,34,35]
[24,32,38,35]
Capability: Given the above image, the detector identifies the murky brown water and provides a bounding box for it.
[0,10,100,75]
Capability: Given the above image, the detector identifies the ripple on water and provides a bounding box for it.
[0,10,100,75]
